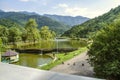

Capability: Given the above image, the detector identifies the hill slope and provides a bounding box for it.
[44,14,89,26]
[62,6,120,38]
[0,11,70,35]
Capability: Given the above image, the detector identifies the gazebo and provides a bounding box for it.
[2,50,19,63]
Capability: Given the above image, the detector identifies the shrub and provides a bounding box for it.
[88,20,120,80]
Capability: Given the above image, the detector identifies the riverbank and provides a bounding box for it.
[7,41,40,49]
[50,51,94,77]
[39,47,87,70]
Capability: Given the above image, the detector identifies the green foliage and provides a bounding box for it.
[0,38,2,49]
[0,11,69,35]
[0,37,6,52]
[40,26,56,40]
[40,47,87,70]
[21,28,27,42]
[88,20,120,79]
[8,27,22,44]
[62,6,120,38]
[44,14,89,26]
[0,17,56,45]
[25,18,40,42]
[0,25,9,44]
[0,18,21,28]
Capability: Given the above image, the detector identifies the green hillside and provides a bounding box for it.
[44,14,89,26]
[0,11,70,35]
[62,5,120,38]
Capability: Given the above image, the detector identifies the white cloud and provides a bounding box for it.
[56,3,114,18]
[57,4,92,17]
[19,0,30,2]
[58,4,68,8]
[64,7,110,18]
[65,7,88,16]
[114,0,120,3]
[4,8,19,12]
[19,0,38,2]
[55,1,120,18]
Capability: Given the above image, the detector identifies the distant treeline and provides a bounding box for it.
[0,18,56,45]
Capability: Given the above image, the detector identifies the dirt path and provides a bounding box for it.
[50,51,94,77]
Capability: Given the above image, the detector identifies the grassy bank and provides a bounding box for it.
[7,41,40,49]
[39,47,87,70]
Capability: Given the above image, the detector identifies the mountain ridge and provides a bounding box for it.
[62,5,120,38]
[0,10,70,34]
[44,14,89,26]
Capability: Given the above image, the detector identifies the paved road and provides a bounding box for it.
[50,51,94,77]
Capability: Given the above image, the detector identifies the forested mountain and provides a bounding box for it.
[44,14,89,26]
[0,18,21,28]
[0,10,70,34]
[62,5,120,38]
[19,11,39,15]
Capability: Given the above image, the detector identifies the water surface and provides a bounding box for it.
[14,54,52,68]
[13,39,87,68]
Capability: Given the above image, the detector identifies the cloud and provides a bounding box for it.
[65,7,88,16]
[19,0,38,2]
[4,8,19,12]
[65,7,108,18]
[56,3,111,18]
[19,0,30,2]
[57,4,90,17]
[58,4,68,8]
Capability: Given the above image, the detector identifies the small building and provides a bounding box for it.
[2,50,19,63]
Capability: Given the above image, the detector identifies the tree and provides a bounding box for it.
[0,38,2,62]
[21,28,27,43]
[0,38,3,50]
[40,26,56,40]
[0,38,2,61]
[0,25,9,44]
[8,27,22,44]
[0,37,6,52]
[25,18,40,43]
[88,20,120,80]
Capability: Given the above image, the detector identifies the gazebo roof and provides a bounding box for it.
[2,50,18,57]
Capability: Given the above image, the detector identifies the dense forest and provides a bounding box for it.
[0,18,56,45]
[62,5,120,38]
[44,14,89,26]
[88,19,120,80]
[0,10,70,35]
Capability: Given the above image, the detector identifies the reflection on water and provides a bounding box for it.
[13,39,87,68]
[14,54,52,68]
[20,39,87,49]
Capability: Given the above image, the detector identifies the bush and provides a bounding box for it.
[88,20,120,80]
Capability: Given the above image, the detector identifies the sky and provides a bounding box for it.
[0,0,120,18]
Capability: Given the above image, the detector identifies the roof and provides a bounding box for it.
[2,50,18,57]
[0,63,104,80]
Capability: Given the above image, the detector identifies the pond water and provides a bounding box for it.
[14,54,53,68]
[13,39,87,68]
[20,39,87,49]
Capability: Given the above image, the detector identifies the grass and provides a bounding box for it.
[7,41,39,49]
[38,47,87,70]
